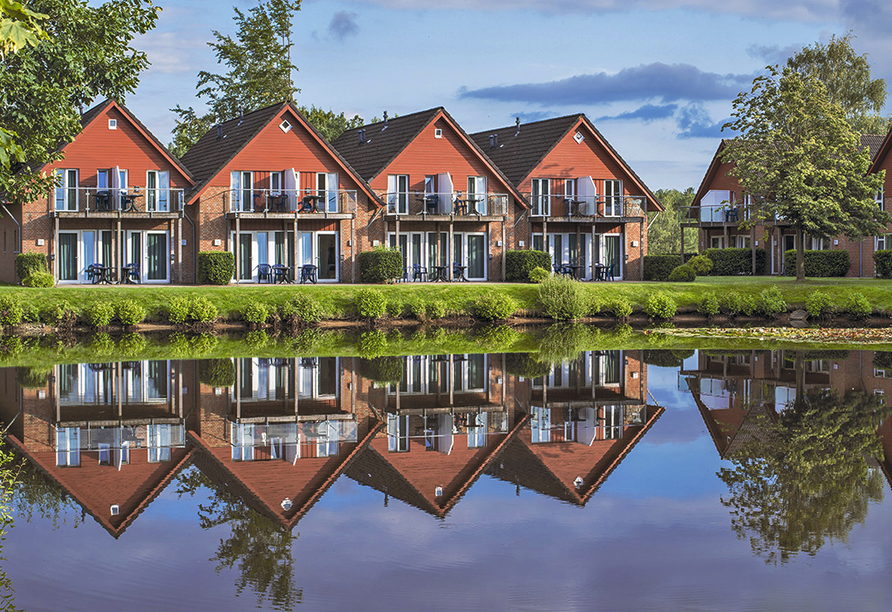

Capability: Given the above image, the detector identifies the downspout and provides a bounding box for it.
[183,205,197,284]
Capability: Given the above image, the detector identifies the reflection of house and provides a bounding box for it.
[0,361,196,537]
[347,353,528,516]
[0,100,195,285]
[189,357,382,527]
[333,108,527,281]
[180,103,380,283]
[487,350,661,504]
[471,115,662,280]
[687,136,886,276]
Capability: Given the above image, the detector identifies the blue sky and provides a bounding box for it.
[126,0,892,191]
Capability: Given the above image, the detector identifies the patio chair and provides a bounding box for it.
[412,263,428,282]
[123,263,140,284]
[86,263,103,284]
[258,263,273,284]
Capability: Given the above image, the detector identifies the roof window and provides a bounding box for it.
[108,119,117,130]
[574,131,584,144]
[279,119,292,133]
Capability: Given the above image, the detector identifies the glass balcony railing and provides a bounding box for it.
[228,189,358,214]
[378,191,509,216]
[526,194,645,218]
[54,186,187,214]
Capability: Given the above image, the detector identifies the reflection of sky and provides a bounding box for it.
[6,353,892,611]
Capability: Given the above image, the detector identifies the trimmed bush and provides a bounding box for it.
[783,249,850,277]
[386,300,403,317]
[472,293,516,321]
[190,296,218,322]
[643,255,682,281]
[608,297,633,320]
[17,366,50,389]
[87,301,115,328]
[45,300,76,328]
[426,299,447,320]
[505,353,552,379]
[644,292,677,319]
[846,292,872,319]
[687,254,713,276]
[355,288,387,319]
[505,250,552,282]
[529,266,550,283]
[0,294,23,326]
[199,358,235,388]
[758,286,787,318]
[22,272,54,287]
[876,249,892,278]
[281,294,324,325]
[243,301,269,325]
[117,300,146,326]
[15,253,47,281]
[806,291,832,318]
[357,329,387,358]
[358,247,403,283]
[704,248,766,275]
[197,251,235,285]
[720,291,756,317]
[358,355,403,385]
[406,298,426,319]
[168,296,191,324]
[537,276,589,320]
[698,292,720,316]
[668,264,695,282]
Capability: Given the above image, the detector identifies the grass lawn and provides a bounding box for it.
[2,276,892,320]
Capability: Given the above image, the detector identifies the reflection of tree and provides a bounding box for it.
[718,385,890,564]
[176,467,302,607]
[0,442,20,611]
[11,458,83,529]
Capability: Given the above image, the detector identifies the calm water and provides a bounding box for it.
[4,348,892,611]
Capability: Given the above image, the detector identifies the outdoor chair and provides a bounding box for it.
[412,263,428,282]
[258,263,273,283]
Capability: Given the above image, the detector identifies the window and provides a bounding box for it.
[316,172,338,213]
[573,131,584,144]
[279,119,292,133]
[108,119,117,129]
[230,171,253,211]
[55,169,79,211]
[387,174,409,214]
[434,128,443,138]
[467,176,486,214]
[710,236,725,249]
[876,187,884,211]
[270,171,282,194]
[877,233,892,251]
[146,170,170,212]
[735,235,751,249]
[531,178,550,216]
[603,180,622,216]
[809,236,830,250]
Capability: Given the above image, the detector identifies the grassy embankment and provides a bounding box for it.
[3,277,892,321]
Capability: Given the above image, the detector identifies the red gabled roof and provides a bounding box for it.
[692,140,731,207]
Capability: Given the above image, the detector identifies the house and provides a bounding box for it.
[689,135,887,276]
[333,108,527,282]
[470,115,662,280]
[0,100,195,284]
[180,102,380,284]
[0,360,196,537]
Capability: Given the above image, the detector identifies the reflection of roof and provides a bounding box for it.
[5,434,193,538]
[487,405,664,505]
[187,419,383,528]
[347,414,530,518]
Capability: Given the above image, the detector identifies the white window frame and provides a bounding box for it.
[387,174,409,215]
[127,230,171,283]
[531,178,550,216]
[603,179,622,217]
[146,170,170,212]
[55,169,79,211]
[467,176,487,215]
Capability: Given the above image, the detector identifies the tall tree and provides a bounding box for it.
[647,187,698,255]
[0,0,159,203]
[722,67,888,281]
[786,33,890,134]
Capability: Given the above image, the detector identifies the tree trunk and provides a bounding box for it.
[796,227,805,281]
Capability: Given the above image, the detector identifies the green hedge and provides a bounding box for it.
[198,251,235,285]
[15,253,47,281]
[704,248,766,275]
[783,249,850,277]
[643,255,682,281]
[876,249,892,278]
[358,247,403,283]
[505,250,552,282]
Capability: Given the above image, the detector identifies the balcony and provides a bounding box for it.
[526,194,646,220]
[52,186,186,218]
[681,205,766,228]
[226,188,357,218]
[378,191,509,220]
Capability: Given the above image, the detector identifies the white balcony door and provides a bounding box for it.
[531,178,550,216]
[467,176,486,214]
[128,231,170,282]
[146,170,170,212]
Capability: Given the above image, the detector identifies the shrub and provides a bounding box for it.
[528,266,551,283]
[426,299,447,319]
[168,296,191,324]
[197,251,235,285]
[687,254,713,276]
[720,291,743,316]
[698,292,720,316]
[281,293,324,325]
[704,248,766,275]
[505,250,552,282]
[358,247,403,283]
[783,249,850,277]
[22,272,54,287]
[537,276,589,320]
[243,301,269,325]
[806,291,832,318]
[608,297,633,319]
[643,255,682,281]
[190,296,218,322]
[87,301,115,328]
[117,299,146,326]
[15,253,47,281]
[505,353,552,379]
[876,249,892,278]
[17,366,50,388]
[472,293,516,321]
[358,355,403,385]
[386,300,403,317]
[406,298,426,319]
[846,292,872,320]
[355,288,387,319]
[357,329,387,358]
[758,286,787,318]
[46,300,76,328]
[668,264,695,282]
[0,295,23,326]
[644,292,677,319]
[199,358,236,388]
[118,332,147,355]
